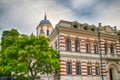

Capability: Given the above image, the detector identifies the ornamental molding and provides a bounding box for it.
[59,51,120,61]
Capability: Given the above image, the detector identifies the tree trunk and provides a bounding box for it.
[32,76,36,80]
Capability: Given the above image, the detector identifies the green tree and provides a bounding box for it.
[1,28,19,51]
[0,29,19,76]
[0,29,60,80]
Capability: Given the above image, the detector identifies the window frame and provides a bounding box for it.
[87,63,92,75]
[47,29,49,36]
[76,62,81,75]
[110,44,114,54]
[104,43,108,54]
[66,38,71,51]
[66,62,72,75]
[95,64,100,75]
[86,43,91,53]
[94,44,98,54]
[75,39,80,52]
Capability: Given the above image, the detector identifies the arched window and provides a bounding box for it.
[76,62,81,75]
[86,42,91,53]
[110,44,114,53]
[84,26,88,30]
[66,38,71,51]
[94,43,98,54]
[75,39,80,52]
[40,29,44,34]
[104,43,108,54]
[87,63,92,75]
[47,29,49,36]
[73,25,78,28]
[66,62,72,75]
[95,63,100,75]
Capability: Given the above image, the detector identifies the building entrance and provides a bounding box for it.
[108,63,119,80]
[109,68,113,80]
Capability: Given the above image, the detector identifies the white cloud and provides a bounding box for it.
[70,0,98,9]
[68,0,120,29]
[0,0,120,38]
[93,0,120,28]
[0,0,75,36]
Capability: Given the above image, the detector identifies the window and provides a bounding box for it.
[86,43,91,53]
[66,38,71,51]
[76,62,81,75]
[47,30,49,36]
[40,29,44,34]
[75,39,80,52]
[105,43,108,54]
[87,63,92,75]
[91,27,95,31]
[84,26,88,30]
[73,25,78,28]
[110,44,114,53]
[94,44,98,54]
[95,64,100,75]
[55,41,57,50]
[66,62,72,75]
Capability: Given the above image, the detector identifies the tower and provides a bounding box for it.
[36,14,53,36]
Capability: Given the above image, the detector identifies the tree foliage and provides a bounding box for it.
[0,29,60,80]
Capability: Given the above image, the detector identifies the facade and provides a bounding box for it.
[37,15,120,80]
[49,21,120,80]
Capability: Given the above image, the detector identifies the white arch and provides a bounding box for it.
[106,62,120,80]
[106,62,120,71]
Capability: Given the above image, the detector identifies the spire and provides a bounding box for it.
[44,12,47,20]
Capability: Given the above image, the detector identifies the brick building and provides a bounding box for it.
[37,15,120,80]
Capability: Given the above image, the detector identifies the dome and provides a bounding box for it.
[39,14,52,25]
[39,19,52,25]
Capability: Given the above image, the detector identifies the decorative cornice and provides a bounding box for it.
[60,51,120,61]
[58,26,118,41]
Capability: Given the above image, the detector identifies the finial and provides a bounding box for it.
[44,12,47,20]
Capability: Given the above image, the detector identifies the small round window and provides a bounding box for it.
[73,25,78,28]
[91,27,95,31]
[84,26,88,30]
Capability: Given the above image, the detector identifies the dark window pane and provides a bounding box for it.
[73,25,78,28]
[47,30,49,36]
[95,66,100,75]
[76,62,81,75]
[75,40,80,52]
[86,43,91,53]
[66,62,72,75]
[87,64,92,75]
[66,38,71,51]
[110,44,114,53]
[94,44,98,54]
[105,43,108,54]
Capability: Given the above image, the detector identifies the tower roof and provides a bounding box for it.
[39,14,52,25]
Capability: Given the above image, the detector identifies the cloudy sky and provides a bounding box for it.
[0,0,120,37]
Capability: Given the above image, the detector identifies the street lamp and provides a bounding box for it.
[55,26,60,80]
[98,32,104,80]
